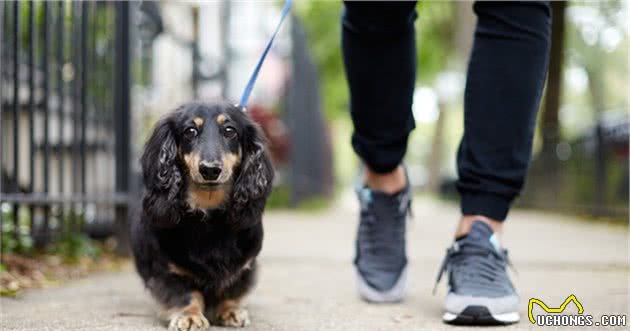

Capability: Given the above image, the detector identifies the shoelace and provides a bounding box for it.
[433,241,516,295]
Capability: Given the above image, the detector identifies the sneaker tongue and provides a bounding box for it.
[460,221,501,252]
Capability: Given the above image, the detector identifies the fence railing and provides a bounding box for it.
[0,1,132,256]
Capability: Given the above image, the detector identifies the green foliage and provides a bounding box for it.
[1,206,34,255]
[47,232,102,264]
[296,1,457,119]
[265,185,291,209]
[0,287,19,297]
[415,2,456,81]
[1,206,100,263]
[295,1,347,119]
[266,185,332,212]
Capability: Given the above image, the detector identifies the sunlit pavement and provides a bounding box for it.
[1,193,628,330]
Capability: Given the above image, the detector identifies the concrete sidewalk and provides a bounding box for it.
[1,195,628,330]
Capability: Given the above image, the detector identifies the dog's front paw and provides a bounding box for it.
[168,312,210,331]
[215,307,250,327]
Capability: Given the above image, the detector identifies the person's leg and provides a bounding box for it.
[438,1,551,325]
[342,1,417,193]
[456,1,551,230]
[342,1,417,302]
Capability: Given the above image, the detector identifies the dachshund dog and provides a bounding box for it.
[131,101,274,330]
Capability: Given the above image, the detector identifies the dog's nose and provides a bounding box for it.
[199,163,222,181]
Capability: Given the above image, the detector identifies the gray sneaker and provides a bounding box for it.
[434,221,519,325]
[354,172,411,303]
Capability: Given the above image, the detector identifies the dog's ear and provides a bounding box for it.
[230,118,274,228]
[141,117,184,227]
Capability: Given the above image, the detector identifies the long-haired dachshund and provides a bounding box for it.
[131,101,274,330]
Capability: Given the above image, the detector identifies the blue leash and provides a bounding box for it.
[239,0,293,109]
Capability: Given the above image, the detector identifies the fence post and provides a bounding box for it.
[0,1,4,263]
[191,5,199,98]
[114,1,131,256]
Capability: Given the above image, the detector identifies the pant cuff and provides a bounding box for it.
[460,192,512,221]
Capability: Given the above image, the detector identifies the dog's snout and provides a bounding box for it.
[199,162,222,181]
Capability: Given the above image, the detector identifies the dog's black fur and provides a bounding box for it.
[131,101,273,329]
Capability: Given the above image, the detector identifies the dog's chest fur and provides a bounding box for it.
[155,214,262,290]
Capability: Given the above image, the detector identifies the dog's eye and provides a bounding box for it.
[184,127,198,139]
[223,126,237,139]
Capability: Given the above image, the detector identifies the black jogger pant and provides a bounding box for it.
[342,1,551,220]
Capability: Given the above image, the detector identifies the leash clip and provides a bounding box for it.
[235,103,247,113]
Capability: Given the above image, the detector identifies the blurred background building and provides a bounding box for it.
[0,0,628,257]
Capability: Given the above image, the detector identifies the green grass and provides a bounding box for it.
[266,185,334,213]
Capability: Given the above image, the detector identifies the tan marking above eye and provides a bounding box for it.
[216,114,227,125]
[193,117,204,127]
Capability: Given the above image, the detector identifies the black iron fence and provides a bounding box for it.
[0,1,131,255]
[520,111,629,219]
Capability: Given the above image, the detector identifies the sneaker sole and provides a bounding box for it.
[354,265,408,303]
[443,306,519,325]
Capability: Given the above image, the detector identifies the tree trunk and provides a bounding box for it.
[427,104,446,192]
[540,0,566,155]
[426,2,474,192]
